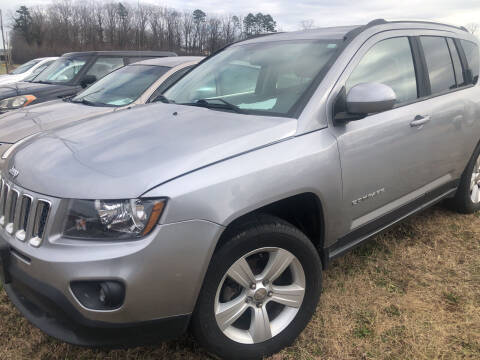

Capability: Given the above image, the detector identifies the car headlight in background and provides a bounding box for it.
[0,95,37,110]
[63,198,166,240]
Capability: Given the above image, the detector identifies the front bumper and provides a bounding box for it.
[3,264,190,346]
[0,218,223,346]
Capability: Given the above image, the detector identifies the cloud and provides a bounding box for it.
[152,0,480,30]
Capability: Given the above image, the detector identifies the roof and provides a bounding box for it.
[238,19,475,46]
[61,50,177,58]
[134,56,205,67]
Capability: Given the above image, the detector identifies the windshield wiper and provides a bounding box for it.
[181,98,247,114]
[80,99,97,106]
[155,94,174,104]
[33,80,53,84]
[73,98,110,107]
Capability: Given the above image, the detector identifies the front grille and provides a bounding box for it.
[0,178,51,247]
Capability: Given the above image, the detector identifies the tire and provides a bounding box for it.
[191,215,322,360]
[449,143,480,214]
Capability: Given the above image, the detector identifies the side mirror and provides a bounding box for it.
[80,75,97,88]
[346,82,396,116]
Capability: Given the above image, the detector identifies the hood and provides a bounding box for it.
[0,100,115,143]
[0,74,24,86]
[0,81,78,102]
[7,103,297,199]
[0,84,19,99]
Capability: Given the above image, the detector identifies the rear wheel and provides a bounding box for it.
[191,215,322,360]
[449,145,480,213]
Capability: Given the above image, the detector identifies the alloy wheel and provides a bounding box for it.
[214,247,306,344]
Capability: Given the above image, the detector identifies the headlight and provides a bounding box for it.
[0,95,37,110]
[63,198,166,240]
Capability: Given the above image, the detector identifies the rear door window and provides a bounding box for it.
[346,37,418,104]
[460,39,479,85]
[420,36,456,94]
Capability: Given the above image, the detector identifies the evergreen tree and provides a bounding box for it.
[13,6,33,44]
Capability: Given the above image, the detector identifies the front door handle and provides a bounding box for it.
[410,115,431,128]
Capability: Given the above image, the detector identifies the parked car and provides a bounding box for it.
[1,20,479,360]
[0,57,58,86]
[0,51,177,112]
[0,56,203,162]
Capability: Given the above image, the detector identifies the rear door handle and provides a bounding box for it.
[410,115,431,128]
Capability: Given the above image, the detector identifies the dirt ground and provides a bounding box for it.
[0,205,479,359]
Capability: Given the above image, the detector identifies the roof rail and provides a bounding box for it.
[343,19,388,41]
[389,20,469,32]
[366,19,388,27]
[343,18,468,42]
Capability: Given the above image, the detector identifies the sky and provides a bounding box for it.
[0,0,479,40]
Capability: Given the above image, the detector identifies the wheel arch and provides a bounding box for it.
[214,192,327,267]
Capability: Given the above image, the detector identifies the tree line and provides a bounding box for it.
[10,1,278,63]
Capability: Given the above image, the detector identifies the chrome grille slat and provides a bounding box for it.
[0,182,10,226]
[0,180,4,215]
[5,189,19,234]
[0,180,5,214]
[0,180,52,247]
[0,180,8,224]
[15,194,32,242]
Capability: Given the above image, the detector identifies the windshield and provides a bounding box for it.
[164,40,341,116]
[10,59,41,75]
[72,65,170,107]
[33,56,88,84]
[23,61,55,82]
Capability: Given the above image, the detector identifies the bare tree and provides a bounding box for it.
[466,23,479,36]
[207,17,221,53]
[221,15,236,46]
[182,10,194,54]
[134,3,150,50]
[148,6,166,50]
[300,19,315,31]
[104,2,117,48]
[9,0,278,63]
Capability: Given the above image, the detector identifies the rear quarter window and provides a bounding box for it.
[446,38,465,87]
[460,39,479,85]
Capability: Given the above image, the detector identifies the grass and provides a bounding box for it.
[0,63,17,75]
[0,63,8,75]
[0,204,479,359]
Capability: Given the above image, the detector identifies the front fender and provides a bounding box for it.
[143,129,344,247]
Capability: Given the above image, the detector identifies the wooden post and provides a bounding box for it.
[0,10,8,73]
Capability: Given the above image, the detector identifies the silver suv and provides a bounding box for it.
[0,20,479,360]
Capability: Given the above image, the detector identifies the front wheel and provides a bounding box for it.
[191,215,322,360]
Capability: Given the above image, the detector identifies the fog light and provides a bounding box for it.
[71,280,125,310]
[99,281,124,307]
